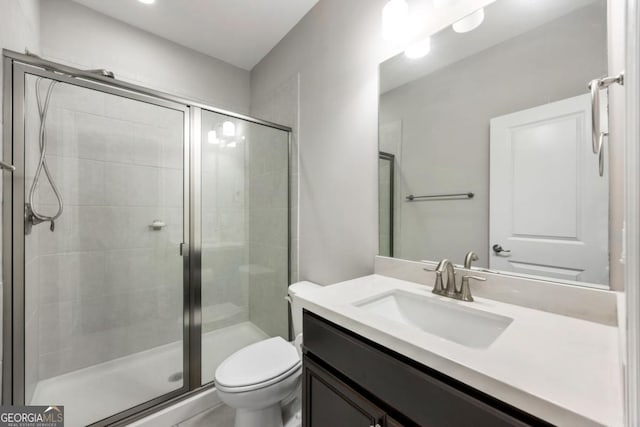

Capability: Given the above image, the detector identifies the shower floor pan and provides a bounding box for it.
[31,321,268,427]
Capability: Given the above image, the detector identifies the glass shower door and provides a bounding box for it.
[200,110,289,384]
[18,69,188,426]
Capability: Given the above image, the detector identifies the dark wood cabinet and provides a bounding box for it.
[302,310,552,427]
[304,356,389,427]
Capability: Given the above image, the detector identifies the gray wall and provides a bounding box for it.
[39,0,251,114]
[380,4,607,268]
[250,0,386,285]
[249,0,498,286]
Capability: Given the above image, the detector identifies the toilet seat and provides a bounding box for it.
[215,337,301,393]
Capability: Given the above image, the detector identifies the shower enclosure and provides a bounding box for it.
[1,51,290,426]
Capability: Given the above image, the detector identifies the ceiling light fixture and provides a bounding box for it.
[404,37,431,59]
[452,8,485,33]
[382,0,409,42]
[138,0,156,4]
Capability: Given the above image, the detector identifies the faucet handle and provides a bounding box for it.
[432,270,445,294]
[464,251,479,269]
[459,275,486,302]
[425,266,446,295]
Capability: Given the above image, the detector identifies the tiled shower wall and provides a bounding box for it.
[24,77,185,395]
[247,124,289,339]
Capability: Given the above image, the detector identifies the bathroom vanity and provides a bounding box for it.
[299,271,623,427]
[303,311,548,426]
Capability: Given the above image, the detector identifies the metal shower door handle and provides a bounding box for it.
[0,160,15,171]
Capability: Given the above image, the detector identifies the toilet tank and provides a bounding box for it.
[288,281,321,336]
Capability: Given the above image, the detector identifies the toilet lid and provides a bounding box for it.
[215,337,301,389]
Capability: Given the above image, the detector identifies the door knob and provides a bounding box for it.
[492,244,511,255]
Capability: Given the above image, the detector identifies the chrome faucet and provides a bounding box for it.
[433,259,457,297]
[430,256,487,302]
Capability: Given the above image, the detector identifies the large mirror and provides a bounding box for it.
[379,0,617,289]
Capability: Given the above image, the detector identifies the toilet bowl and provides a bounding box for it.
[214,281,320,427]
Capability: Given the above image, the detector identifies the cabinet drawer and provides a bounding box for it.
[303,310,548,427]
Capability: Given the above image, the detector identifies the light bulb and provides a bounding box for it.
[452,8,484,33]
[207,130,220,145]
[138,0,155,4]
[222,121,236,137]
[382,0,409,42]
[404,37,431,59]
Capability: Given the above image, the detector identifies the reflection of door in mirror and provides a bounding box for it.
[379,152,395,257]
[490,93,609,287]
[378,0,617,289]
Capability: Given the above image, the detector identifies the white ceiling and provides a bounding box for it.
[71,0,320,70]
[381,0,603,93]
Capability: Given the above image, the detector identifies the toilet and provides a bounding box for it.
[214,281,320,427]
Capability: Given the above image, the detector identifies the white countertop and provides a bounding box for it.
[298,274,623,427]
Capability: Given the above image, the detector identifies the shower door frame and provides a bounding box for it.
[3,58,193,423]
[378,152,395,257]
[2,50,292,426]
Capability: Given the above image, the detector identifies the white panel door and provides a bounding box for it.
[489,93,609,286]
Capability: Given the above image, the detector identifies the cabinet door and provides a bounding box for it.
[304,356,385,427]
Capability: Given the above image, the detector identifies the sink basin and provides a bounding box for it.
[354,290,513,348]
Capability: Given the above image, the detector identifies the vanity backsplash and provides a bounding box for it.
[374,256,619,326]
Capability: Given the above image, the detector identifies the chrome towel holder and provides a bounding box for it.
[406,192,474,201]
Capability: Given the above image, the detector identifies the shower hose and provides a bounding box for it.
[27,77,64,232]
